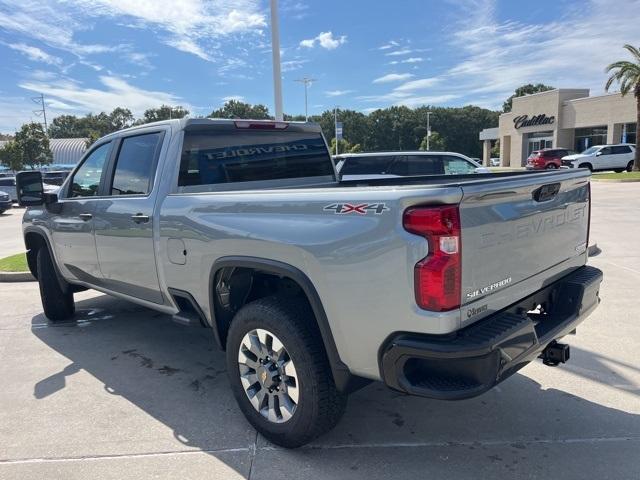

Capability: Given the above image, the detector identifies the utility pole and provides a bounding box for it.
[334,106,339,156]
[426,111,432,151]
[270,0,284,121]
[32,93,48,133]
[295,77,316,121]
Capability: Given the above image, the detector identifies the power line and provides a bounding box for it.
[295,77,316,122]
[31,93,48,133]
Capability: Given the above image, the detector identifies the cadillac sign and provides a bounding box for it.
[513,114,555,129]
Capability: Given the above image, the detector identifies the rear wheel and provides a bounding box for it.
[226,296,347,448]
[627,161,634,172]
[36,247,75,322]
[578,163,593,171]
[614,169,624,173]
[545,163,558,169]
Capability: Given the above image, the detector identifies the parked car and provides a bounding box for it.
[18,118,601,448]
[526,148,573,170]
[562,144,636,172]
[0,190,11,214]
[42,170,71,186]
[0,177,16,202]
[334,151,490,180]
[490,157,501,167]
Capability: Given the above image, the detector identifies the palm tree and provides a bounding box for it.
[605,44,640,171]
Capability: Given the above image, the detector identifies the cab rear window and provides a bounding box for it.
[179,130,334,187]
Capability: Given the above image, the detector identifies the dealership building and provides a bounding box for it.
[480,88,637,166]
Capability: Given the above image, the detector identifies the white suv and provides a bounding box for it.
[561,144,636,172]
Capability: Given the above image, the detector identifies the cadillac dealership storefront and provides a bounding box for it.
[480,89,637,166]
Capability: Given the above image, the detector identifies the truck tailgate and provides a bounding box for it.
[459,171,590,310]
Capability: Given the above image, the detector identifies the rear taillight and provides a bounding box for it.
[403,205,461,312]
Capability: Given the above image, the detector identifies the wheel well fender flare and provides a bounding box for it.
[208,256,365,393]
[23,227,69,292]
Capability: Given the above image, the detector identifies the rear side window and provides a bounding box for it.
[179,130,334,187]
[340,155,395,175]
[0,178,15,187]
[111,133,163,196]
[612,146,632,154]
[442,156,477,174]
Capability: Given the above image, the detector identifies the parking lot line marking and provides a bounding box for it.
[2,435,639,464]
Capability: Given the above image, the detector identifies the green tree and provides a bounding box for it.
[141,105,190,123]
[329,138,362,155]
[605,44,640,171]
[0,141,23,171]
[15,123,52,169]
[109,107,134,131]
[502,83,555,112]
[209,100,270,120]
[419,131,446,151]
[49,108,135,138]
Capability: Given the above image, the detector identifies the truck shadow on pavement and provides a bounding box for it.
[30,294,640,475]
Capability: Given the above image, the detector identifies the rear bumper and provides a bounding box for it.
[380,265,602,400]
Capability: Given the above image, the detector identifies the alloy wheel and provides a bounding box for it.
[237,328,299,423]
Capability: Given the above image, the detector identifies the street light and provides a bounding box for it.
[426,111,432,151]
[295,77,316,122]
[270,0,284,121]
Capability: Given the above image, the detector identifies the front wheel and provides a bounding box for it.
[226,296,347,448]
[578,163,593,171]
[545,163,558,169]
[37,247,75,322]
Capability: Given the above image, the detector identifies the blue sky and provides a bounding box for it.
[0,0,639,132]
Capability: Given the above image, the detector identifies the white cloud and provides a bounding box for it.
[281,59,308,72]
[394,77,440,92]
[19,75,184,117]
[373,73,414,84]
[403,57,424,64]
[385,49,413,57]
[222,95,245,102]
[325,90,354,97]
[6,43,63,66]
[299,31,347,50]
[378,41,399,50]
[0,0,266,62]
[444,0,640,107]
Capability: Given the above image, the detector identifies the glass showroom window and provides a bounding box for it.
[621,123,636,145]
[574,126,608,153]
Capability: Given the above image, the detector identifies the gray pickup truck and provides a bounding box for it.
[17,118,602,448]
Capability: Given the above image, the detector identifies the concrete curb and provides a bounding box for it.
[0,271,35,282]
[591,178,640,183]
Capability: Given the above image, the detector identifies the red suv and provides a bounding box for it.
[526,148,572,170]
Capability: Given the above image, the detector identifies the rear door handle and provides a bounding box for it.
[79,213,93,221]
[131,213,150,224]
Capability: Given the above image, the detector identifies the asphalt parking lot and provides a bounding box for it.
[0,182,639,479]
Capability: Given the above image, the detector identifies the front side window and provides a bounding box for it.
[69,142,111,198]
[179,130,334,187]
[599,147,612,155]
[442,156,478,174]
[111,133,163,196]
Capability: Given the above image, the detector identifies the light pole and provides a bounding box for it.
[334,106,339,155]
[270,0,284,121]
[295,77,316,121]
[426,111,432,151]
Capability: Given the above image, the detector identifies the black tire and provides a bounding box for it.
[627,161,634,173]
[545,163,558,169]
[37,247,75,322]
[226,296,347,448]
[578,163,593,171]
[614,169,624,173]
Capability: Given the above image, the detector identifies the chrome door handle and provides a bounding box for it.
[79,213,93,221]
[131,213,150,224]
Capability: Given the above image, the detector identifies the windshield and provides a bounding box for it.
[580,147,599,155]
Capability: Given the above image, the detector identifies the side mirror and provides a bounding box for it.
[595,151,602,156]
[16,171,44,207]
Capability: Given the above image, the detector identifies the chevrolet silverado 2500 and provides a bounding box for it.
[17,118,602,447]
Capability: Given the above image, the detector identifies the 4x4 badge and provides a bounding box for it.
[323,203,389,215]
